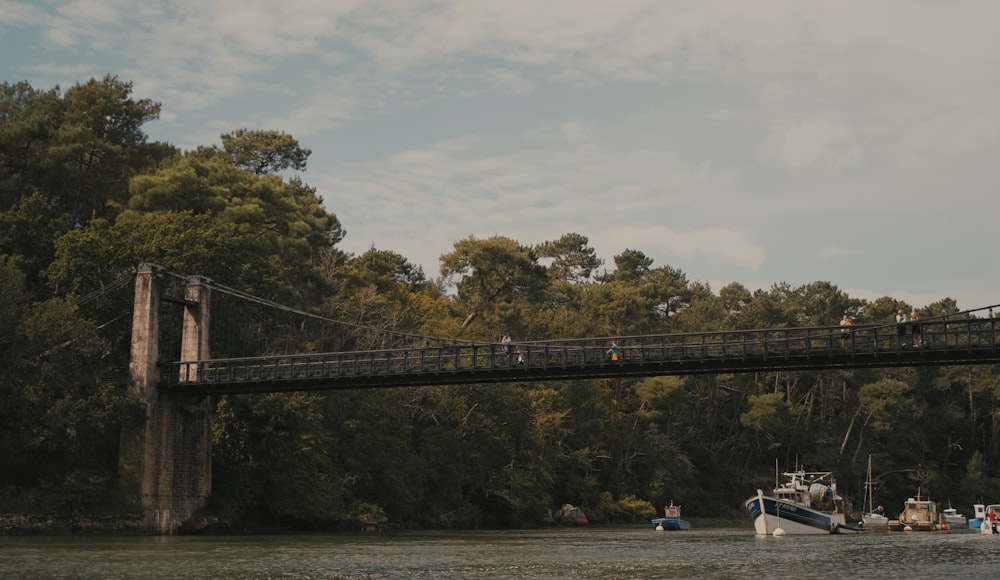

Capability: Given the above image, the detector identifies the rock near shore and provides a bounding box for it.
[545,504,589,526]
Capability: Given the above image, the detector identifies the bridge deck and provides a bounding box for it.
[160,316,1000,395]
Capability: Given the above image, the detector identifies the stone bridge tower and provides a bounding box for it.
[119,264,212,533]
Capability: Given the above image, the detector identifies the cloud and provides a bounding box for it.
[817,245,861,261]
[763,117,858,169]
[601,225,764,270]
[7,0,1000,309]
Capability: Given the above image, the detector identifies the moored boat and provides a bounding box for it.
[744,470,864,535]
[970,503,986,529]
[979,504,1000,535]
[651,501,691,530]
[941,506,966,528]
[863,508,889,529]
[887,496,943,532]
[861,455,888,530]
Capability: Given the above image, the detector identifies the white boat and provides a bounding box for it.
[941,506,966,528]
[979,504,1000,535]
[744,470,864,535]
[861,455,888,529]
[863,509,889,529]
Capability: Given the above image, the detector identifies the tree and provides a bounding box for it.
[49,75,166,225]
[719,282,752,315]
[740,392,793,453]
[535,232,602,283]
[122,148,344,304]
[0,193,65,295]
[322,248,444,350]
[0,81,63,211]
[602,248,652,283]
[582,249,692,335]
[220,129,311,176]
[0,256,139,509]
[440,235,549,339]
[211,392,340,523]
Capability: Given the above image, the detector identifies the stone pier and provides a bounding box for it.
[119,264,212,533]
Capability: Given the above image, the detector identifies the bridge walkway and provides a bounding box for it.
[162,310,1000,395]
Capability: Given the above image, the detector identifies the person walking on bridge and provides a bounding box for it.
[910,311,922,347]
[840,314,853,348]
[896,309,908,348]
[499,332,513,363]
[607,341,622,362]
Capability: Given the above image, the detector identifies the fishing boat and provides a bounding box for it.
[861,455,888,529]
[744,470,864,535]
[887,495,942,532]
[650,501,691,530]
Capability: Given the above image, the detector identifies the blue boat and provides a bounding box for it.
[969,503,985,529]
[651,501,691,530]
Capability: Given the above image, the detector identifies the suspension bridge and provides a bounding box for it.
[165,313,1000,395]
[129,267,1000,395]
[80,264,1000,533]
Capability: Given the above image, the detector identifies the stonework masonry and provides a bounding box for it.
[119,265,212,534]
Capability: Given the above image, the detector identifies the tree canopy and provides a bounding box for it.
[3,76,1000,530]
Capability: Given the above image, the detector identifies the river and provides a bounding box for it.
[1,524,995,579]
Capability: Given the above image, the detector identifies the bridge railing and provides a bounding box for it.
[162,312,999,388]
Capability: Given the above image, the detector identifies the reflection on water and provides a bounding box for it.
[1,525,995,579]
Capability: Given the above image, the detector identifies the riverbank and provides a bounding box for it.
[1,511,746,536]
[0,513,148,535]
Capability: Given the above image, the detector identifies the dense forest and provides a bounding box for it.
[3,75,1000,531]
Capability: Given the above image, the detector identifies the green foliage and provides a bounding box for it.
[535,232,602,283]
[589,491,657,523]
[440,235,549,339]
[5,74,1000,530]
[740,392,793,451]
[211,393,341,523]
[220,129,311,176]
[0,256,136,511]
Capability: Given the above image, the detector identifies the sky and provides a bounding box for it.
[3,0,999,313]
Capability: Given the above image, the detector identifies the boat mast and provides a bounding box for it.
[866,454,875,514]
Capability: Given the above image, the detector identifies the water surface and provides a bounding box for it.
[1,525,994,579]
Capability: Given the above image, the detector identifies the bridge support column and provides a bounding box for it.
[119,265,212,533]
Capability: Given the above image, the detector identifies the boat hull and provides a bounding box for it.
[941,508,965,528]
[650,517,691,530]
[861,513,889,529]
[888,498,943,532]
[888,520,940,532]
[744,495,860,535]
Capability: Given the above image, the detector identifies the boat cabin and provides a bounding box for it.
[888,497,940,531]
[663,503,682,519]
[772,471,840,513]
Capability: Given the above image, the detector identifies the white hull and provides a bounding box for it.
[862,513,889,528]
[745,472,859,535]
[942,508,965,527]
[752,513,836,535]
